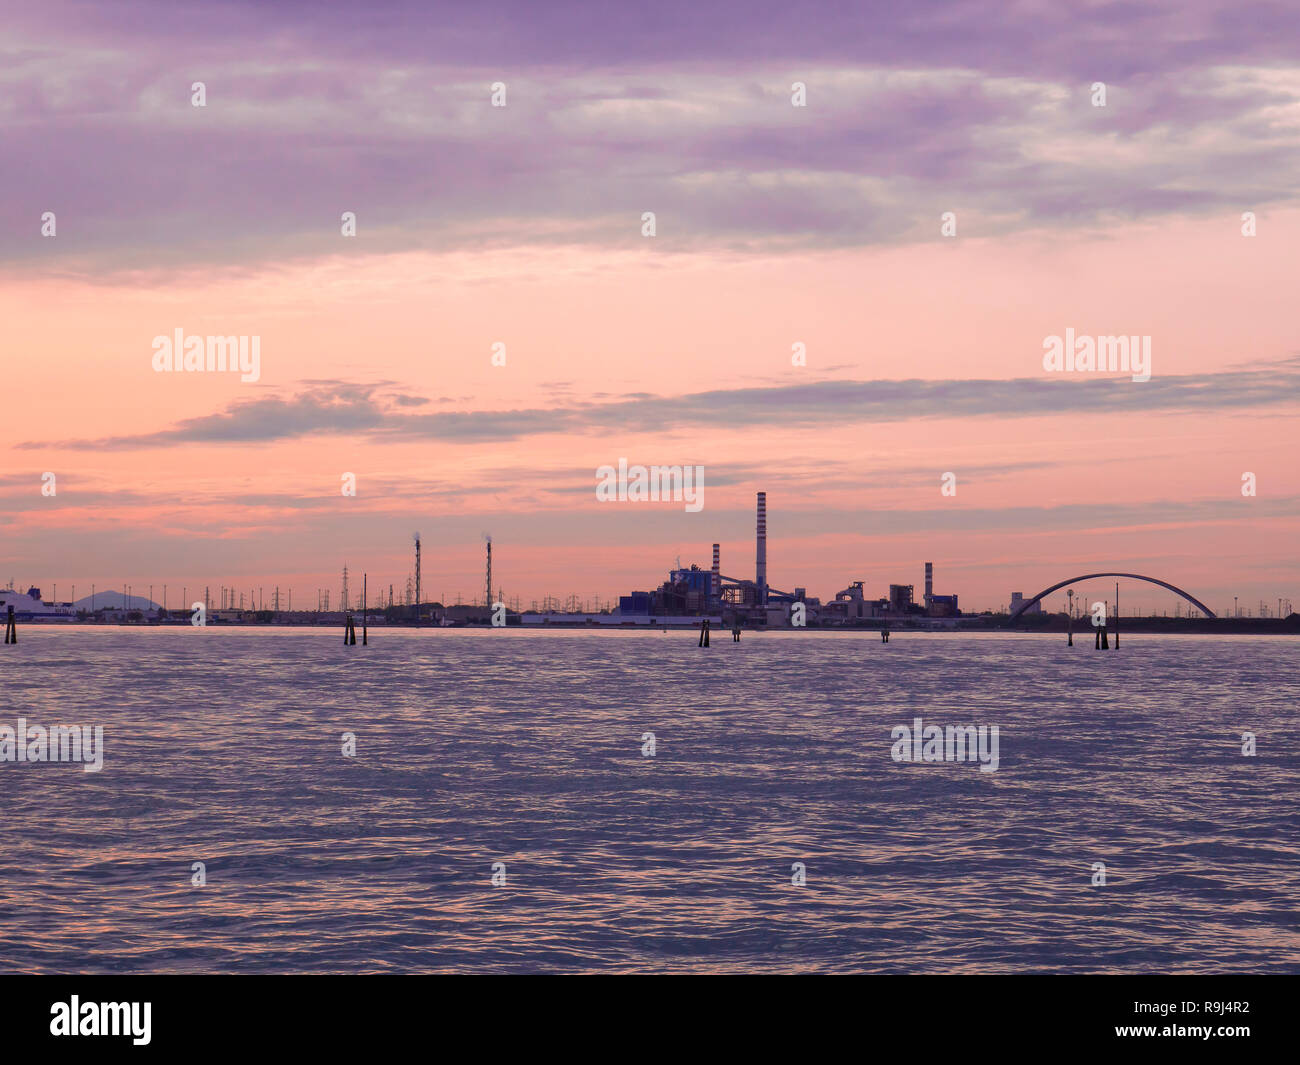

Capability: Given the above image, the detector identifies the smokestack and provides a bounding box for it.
[925,562,933,603]
[413,534,421,622]
[711,543,720,599]
[756,492,767,605]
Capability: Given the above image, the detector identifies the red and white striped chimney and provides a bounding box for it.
[756,492,767,605]
[711,543,721,599]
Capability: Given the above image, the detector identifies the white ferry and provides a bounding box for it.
[0,586,77,619]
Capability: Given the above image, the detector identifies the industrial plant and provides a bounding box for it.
[613,492,961,629]
[9,489,1291,633]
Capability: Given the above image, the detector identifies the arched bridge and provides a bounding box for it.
[1009,572,1216,620]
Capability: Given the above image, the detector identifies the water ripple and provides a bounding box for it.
[1,628,1297,973]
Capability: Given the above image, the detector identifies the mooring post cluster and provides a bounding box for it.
[344,573,370,647]
[3,605,15,645]
[1092,587,1119,650]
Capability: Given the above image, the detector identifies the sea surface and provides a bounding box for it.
[2,627,1297,974]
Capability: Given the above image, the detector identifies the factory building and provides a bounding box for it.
[618,590,654,615]
[1010,591,1042,616]
[620,564,713,616]
[889,584,914,613]
[928,594,959,617]
[824,581,877,621]
[613,496,963,626]
[616,493,772,619]
[922,562,959,617]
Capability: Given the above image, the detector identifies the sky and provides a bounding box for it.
[2,0,1297,614]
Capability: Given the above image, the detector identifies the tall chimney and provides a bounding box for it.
[756,492,767,605]
[711,543,721,599]
[925,562,933,604]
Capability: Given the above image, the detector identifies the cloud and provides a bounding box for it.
[4,3,1300,273]
[26,363,1300,451]
[9,2,1299,75]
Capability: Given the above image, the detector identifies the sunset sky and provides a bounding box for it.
[3,1,1297,613]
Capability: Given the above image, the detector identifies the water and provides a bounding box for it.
[2,627,1297,973]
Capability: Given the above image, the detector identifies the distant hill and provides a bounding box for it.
[72,591,160,611]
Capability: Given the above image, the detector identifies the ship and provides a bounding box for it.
[0,586,77,619]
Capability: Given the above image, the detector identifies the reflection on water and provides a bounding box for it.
[1,627,1297,973]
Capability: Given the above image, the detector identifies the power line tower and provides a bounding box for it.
[341,565,350,612]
